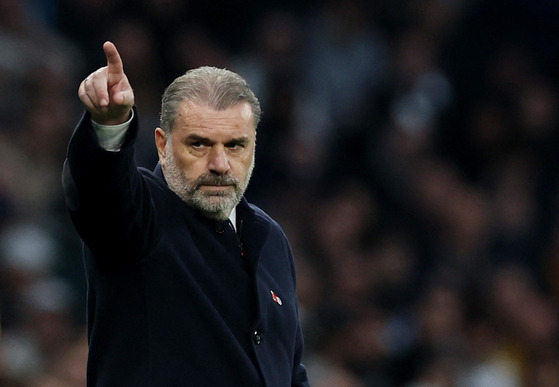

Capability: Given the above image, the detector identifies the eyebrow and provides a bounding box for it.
[186,134,250,145]
[186,134,211,144]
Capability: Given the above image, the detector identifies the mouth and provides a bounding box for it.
[195,174,237,196]
[199,184,234,195]
[201,184,232,189]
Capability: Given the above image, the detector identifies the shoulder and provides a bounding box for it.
[243,200,284,231]
[248,202,275,224]
[138,165,173,197]
[243,200,292,249]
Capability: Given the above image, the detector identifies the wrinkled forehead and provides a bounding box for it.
[175,100,257,135]
[180,100,255,124]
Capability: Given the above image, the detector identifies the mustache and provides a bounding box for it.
[196,173,237,187]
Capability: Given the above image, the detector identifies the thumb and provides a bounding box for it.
[111,87,134,106]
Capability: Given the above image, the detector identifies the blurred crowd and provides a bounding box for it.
[1,0,559,386]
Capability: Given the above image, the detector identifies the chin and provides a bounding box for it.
[203,211,230,221]
[196,204,232,220]
[192,197,237,221]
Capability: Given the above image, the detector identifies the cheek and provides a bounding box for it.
[173,150,209,178]
[175,156,197,175]
[235,151,255,176]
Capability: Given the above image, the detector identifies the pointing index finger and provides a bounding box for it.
[103,41,124,86]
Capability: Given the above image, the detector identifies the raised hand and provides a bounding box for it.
[78,41,135,125]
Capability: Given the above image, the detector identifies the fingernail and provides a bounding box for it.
[100,99,108,106]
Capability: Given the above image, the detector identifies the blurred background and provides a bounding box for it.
[1,0,559,386]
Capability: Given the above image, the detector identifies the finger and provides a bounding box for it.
[83,69,110,107]
[78,80,98,112]
[103,41,124,87]
[90,69,111,107]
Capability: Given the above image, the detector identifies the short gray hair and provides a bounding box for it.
[159,66,261,133]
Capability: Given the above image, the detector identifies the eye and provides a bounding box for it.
[226,140,247,153]
[188,139,211,149]
[187,140,210,155]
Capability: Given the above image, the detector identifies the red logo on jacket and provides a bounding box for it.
[270,290,283,305]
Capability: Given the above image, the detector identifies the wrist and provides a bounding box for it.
[91,109,134,152]
[91,108,133,126]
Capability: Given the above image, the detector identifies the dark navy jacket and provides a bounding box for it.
[62,110,310,387]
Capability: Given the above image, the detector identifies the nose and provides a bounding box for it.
[208,145,230,174]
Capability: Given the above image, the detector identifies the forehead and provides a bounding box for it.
[174,101,255,135]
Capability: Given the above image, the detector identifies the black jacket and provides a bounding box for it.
[62,110,309,386]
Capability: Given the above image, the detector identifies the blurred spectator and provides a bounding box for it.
[2,0,559,385]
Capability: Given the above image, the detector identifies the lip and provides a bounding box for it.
[200,184,232,190]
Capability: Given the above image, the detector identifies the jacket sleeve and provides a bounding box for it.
[292,322,310,386]
[290,246,310,386]
[62,108,158,265]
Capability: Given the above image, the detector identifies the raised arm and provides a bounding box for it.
[78,41,135,125]
[64,43,157,264]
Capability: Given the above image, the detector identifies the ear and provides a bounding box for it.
[155,128,168,167]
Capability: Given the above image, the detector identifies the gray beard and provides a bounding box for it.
[163,146,254,220]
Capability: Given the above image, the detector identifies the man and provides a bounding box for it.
[62,41,310,387]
